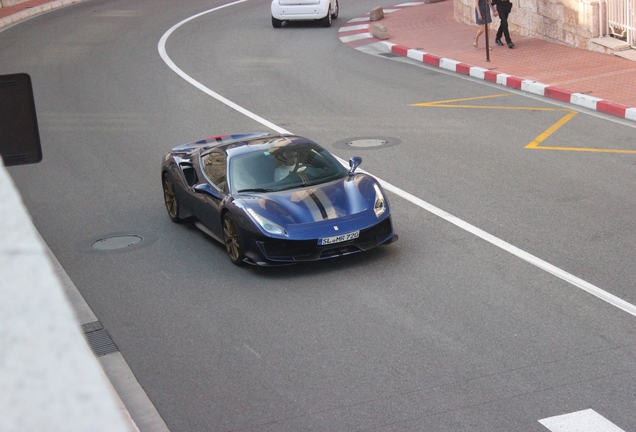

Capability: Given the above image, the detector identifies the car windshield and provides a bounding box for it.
[230,143,349,194]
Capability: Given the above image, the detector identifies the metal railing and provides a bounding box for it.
[606,0,636,47]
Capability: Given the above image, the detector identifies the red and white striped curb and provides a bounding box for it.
[338,2,636,122]
[0,0,87,30]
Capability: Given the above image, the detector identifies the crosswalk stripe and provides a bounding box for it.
[338,24,369,32]
[539,409,625,432]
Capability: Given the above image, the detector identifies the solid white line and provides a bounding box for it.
[158,2,636,318]
[539,409,625,431]
[376,178,636,317]
[157,0,290,136]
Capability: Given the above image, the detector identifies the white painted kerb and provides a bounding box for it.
[0,163,130,432]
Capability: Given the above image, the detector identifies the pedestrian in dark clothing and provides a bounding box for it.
[492,0,514,48]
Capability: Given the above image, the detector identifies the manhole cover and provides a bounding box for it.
[332,136,399,151]
[90,235,143,251]
[346,139,388,148]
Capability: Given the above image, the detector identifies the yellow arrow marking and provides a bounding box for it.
[412,96,636,154]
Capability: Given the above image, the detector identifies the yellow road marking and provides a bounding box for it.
[529,146,636,154]
[410,94,512,106]
[417,104,558,110]
[412,96,636,154]
[525,110,577,149]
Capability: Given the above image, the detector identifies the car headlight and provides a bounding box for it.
[373,183,386,217]
[246,207,287,235]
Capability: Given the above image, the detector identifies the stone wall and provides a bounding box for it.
[455,0,603,49]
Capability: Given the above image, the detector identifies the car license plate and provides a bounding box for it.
[318,230,359,245]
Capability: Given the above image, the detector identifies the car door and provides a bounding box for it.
[195,150,228,238]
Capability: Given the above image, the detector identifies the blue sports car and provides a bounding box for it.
[161,133,398,266]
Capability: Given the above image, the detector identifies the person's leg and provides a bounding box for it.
[474,24,484,47]
[500,10,513,45]
[495,22,504,44]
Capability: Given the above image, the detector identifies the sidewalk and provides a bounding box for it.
[0,0,84,27]
[339,1,636,122]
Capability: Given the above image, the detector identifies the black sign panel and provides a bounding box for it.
[0,73,42,166]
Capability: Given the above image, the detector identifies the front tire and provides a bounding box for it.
[272,16,283,28]
[331,0,339,19]
[321,7,332,27]
[223,213,245,266]
[162,173,184,223]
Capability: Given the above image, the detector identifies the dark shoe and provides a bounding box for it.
[495,39,504,46]
[507,41,515,48]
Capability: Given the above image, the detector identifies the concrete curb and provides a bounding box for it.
[338,5,636,123]
[0,0,87,30]
[385,41,636,121]
[51,246,170,432]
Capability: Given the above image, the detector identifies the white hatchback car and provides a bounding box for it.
[271,0,339,28]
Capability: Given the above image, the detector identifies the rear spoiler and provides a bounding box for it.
[171,132,273,152]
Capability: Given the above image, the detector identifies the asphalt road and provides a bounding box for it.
[3,0,636,430]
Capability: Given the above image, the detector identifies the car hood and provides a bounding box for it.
[236,174,381,233]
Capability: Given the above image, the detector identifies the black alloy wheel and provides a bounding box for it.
[223,213,245,266]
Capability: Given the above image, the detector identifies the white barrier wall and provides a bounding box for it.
[0,163,131,432]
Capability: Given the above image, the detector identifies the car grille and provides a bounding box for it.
[257,217,394,261]
[259,239,317,258]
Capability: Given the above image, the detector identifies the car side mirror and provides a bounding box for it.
[348,156,362,175]
[194,183,222,200]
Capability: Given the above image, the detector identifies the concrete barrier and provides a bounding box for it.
[0,162,131,431]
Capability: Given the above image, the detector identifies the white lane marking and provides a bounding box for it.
[539,409,625,431]
[157,0,289,136]
[340,33,373,43]
[347,17,370,23]
[158,2,636,318]
[376,176,636,317]
[338,24,370,32]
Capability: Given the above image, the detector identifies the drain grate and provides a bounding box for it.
[83,321,119,357]
[82,321,103,333]
[378,53,400,57]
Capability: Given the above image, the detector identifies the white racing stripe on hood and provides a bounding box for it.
[311,188,338,219]
[291,188,338,221]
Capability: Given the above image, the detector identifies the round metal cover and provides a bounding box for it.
[346,139,387,148]
[90,235,143,250]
